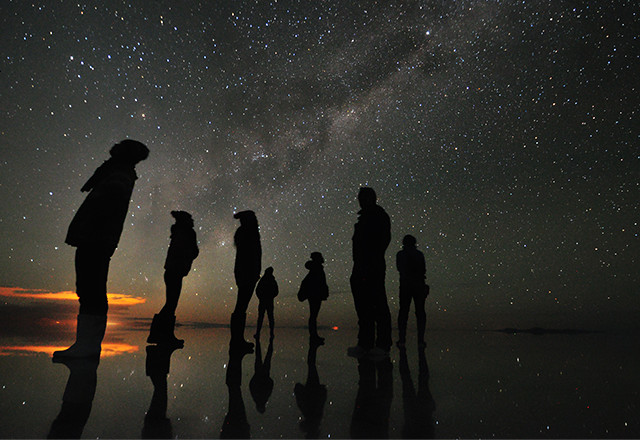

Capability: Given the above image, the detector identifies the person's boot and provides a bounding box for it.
[53,314,107,359]
[147,314,163,344]
[229,312,253,354]
[164,315,184,347]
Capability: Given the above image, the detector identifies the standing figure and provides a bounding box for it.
[298,252,329,345]
[54,139,149,359]
[396,234,428,348]
[148,211,199,346]
[254,267,278,340]
[230,210,262,353]
[348,187,392,358]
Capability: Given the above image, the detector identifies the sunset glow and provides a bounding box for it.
[0,287,146,306]
[0,343,139,358]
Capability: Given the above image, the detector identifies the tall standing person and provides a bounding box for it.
[348,187,392,358]
[396,234,428,348]
[230,210,262,353]
[54,139,149,358]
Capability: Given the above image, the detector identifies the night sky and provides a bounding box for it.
[1,1,638,330]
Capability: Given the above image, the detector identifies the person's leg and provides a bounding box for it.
[413,288,427,346]
[160,271,183,317]
[397,284,412,347]
[231,280,257,352]
[76,247,111,316]
[266,302,275,337]
[351,272,374,350]
[255,303,265,338]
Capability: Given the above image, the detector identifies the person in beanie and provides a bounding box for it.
[254,267,278,340]
[396,234,428,348]
[54,139,149,359]
[147,211,199,346]
[230,210,262,353]
[298,252,329,345]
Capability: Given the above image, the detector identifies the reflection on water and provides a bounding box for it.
[0,327,638,438]
[0,343,138,358]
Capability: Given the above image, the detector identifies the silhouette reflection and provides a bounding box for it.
[250,336,274,414]
[141,344,182,439]
[294,342,327,438]
[48,357,99,439]
[399,347,436,438]
[350,356,393,439]
[221,348,251,438]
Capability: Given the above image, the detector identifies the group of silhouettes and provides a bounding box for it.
[51,139,430,361]
[45,139,434,438]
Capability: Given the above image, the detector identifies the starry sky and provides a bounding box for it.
[1,1,638,330]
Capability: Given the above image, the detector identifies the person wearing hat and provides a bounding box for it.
[396,234,428,348]
[298,252,329,345]
[147,210,200,346]
[54,139,149,359]
[254,266,278,340]
[230,210,262,352]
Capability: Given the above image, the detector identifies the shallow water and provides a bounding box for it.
[0,324,638,438]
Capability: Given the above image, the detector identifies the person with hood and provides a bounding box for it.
[230,210,262,353]
[147,211,199,346]
[254,267,278,340]
[298,252,329,345]
[396,234,428,348]
[54,139,149,359]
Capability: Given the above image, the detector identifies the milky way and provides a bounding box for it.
[1,1,637,328]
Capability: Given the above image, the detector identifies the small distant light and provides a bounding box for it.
[332,326,339,331]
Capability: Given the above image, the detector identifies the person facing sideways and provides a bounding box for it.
[230,210,262,353]
[348,186,392,359]
[54,139,149,359]
[297,252,329,345]
[147,211,199,347]
[254,267,278,340]
[396,234,428,348]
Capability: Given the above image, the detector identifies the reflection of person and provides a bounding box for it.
[220,349,251,439]
[294,342,327,438]
[48,357,100,438]
[54,140,149,359]
[399,347,436,438]
[297,252,329,345]
[142,344,182,438]
[350,356,393,438]
[396,234,427,348]
[249,337,274,413]
[254,267,278,340]
[148,211,199,346]
[230,210,262,353]
[349,187,392,358]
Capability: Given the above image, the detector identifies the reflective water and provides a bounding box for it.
[0,324,638,438]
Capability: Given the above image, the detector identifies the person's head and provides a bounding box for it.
[109,139,149,164]
[310,252,324,264]
[233,210,258,226]
[357,187,377,209]
[402,234,417,248]
[264,266,274,276]
[171,210,194,227]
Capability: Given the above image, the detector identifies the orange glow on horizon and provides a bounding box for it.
[0,343,139,358]
[0,287,145,306]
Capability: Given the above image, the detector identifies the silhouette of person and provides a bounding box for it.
[230,210,262,353]
[220,348,251,438]
[350,356,393,438]
[294,342,327,438]
[249,337,274,414]
[348,187,392,358]
[297,252,329,345]
[54,139,149,359]
[48,357,100,438]
[254,267,278,340]
[148,210,199,346]
[399,347,436,438]
[142,344,183,439]
[396,234,428,348]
